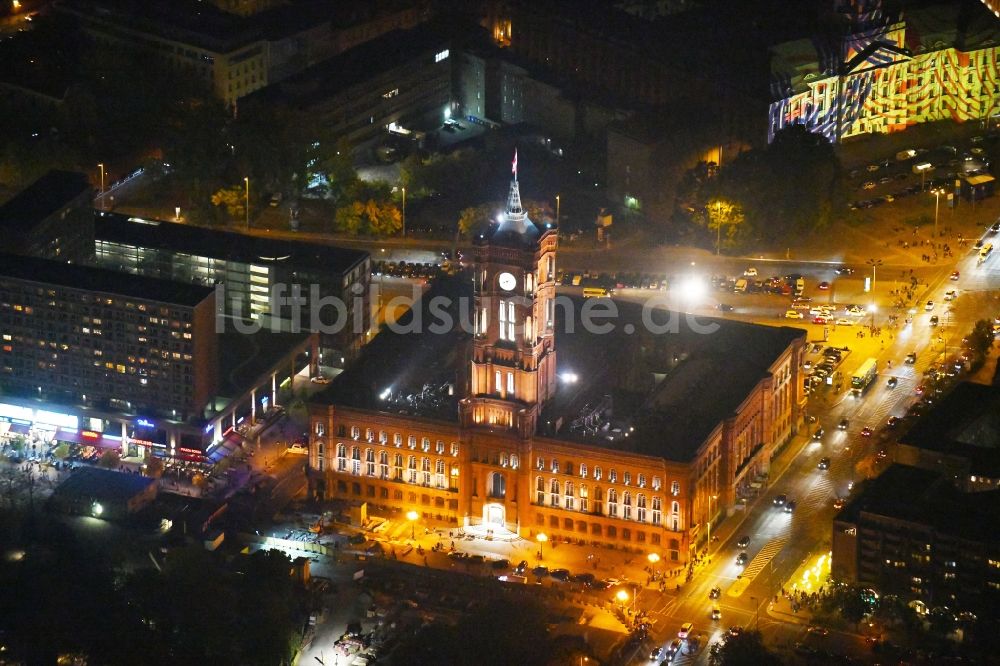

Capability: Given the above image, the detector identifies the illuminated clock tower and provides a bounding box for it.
[461,152,557,438]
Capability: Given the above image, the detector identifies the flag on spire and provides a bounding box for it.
[512,149,518,180]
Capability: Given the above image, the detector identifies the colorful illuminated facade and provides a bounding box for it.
[769,1,1000,143]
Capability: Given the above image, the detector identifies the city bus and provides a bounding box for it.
[850,358,878,397]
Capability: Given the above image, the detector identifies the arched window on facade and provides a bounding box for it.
[489,472,506,498]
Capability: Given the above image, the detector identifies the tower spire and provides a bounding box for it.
[506,150,523,216]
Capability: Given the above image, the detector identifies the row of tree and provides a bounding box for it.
[676,125,849,251]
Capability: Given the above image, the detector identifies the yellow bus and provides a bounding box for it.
[582,287,612,298]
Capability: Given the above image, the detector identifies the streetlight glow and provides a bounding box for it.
[647,552,660,564]
[616,589,629,603]
[243,177,250,231]
[406,510,419,540]
[536,532,548,559]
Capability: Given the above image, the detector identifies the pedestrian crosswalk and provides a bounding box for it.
[727,537,787,597]
[795,476,834,514]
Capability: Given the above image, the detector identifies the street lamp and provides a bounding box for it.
[556,194,561,227]
[707,494,718,547]
[647,552,660,565]
[931,187,945,239]
[243,177,250,231]
[865,258,883,328]
[406,510,418,540]
[750,595,759,629]
[98,163,105,209]
[715,200,723,256]
[401,186,406,238]
[536,532,548,560]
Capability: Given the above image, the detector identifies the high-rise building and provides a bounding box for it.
[0,253,218,420]
[93,212,371,365]
[0,170,94,263]
[306,162,805,563]
[832,464,1000,615]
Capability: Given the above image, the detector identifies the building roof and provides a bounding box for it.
[252,14,475,109]
[838,464,1000,544]
[0,170,91,235]
[0,252,215,307]
[900,382,1000,477]
[216,326,314,399]
[59,0,264,53]
[314,277,804,463]
[95,212,369,275]
[53,466,156,503]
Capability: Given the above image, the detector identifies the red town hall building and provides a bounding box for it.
[308,167,806,563]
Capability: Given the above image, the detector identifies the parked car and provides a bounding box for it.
[287,443,308,454]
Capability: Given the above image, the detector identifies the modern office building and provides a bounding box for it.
[832,464,1000,615]
[0,170,94,263]
[894,382,1000,491]
[768,0,1000,143]
[93,212,371,365]
[306,167,806,563]
[0,249,320,461]
[0,253,218,420]
[250,14,463,147]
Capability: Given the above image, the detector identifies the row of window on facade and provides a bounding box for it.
[329,424,461,457]
[534,513,683,554]
[535,456,680,495]
[534,476,681,529]
[327,444,457,489]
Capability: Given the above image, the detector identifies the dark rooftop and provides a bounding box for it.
[53,466,156,502]
[0,252,214,307]
[315,277,804,463]
[838,464,1000,544]
[217,325,314,399]
[900,382,1000,477]
[253,14,484,109]
[95,212,369,275]
[313,276,469,421]
[0,170,91,234]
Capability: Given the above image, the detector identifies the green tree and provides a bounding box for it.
[362,199,402,236]
[211,185,247,221]
[99,449,121,469]
[967,319,995,358]
[716,630,781,666]
[333,200,365,234]
[705,199,746,250]
[718,125,846,247]
[458,203,496,237]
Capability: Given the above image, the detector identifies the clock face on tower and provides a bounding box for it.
[498,272,517,291]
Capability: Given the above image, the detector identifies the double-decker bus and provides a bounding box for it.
[850,358,878,396]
